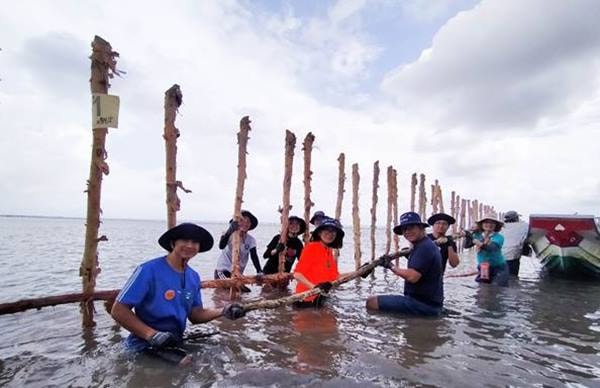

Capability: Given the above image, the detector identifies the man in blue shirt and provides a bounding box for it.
[111,223,246,365]
[366,212,444,316]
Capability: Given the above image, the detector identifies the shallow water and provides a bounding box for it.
[1,216,599,387]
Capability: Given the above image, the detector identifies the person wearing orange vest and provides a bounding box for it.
[293,217,344,308]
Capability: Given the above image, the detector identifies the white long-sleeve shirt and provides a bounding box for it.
[501,221,529,261]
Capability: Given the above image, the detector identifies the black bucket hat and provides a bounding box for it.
[393,212,429,235]
[158,223,214,253]
[288,215,307,235]
[311,217,345,248]
[309,210,326,225]
[427,213,456,226]
[231,210,259,230]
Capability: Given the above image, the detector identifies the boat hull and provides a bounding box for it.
[529,214,600,278]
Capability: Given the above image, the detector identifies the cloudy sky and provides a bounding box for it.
[1,0,599,226]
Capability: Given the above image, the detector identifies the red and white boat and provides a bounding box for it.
[529,214,600,277]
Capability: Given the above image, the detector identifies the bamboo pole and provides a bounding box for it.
[385,166,393,255]
[241,249,411,313]
[370,161,380,261]
[0,274,295,315]
[410,173,417,212]
[334,153,346,260]
[431,183,437,215]
[352,163,361,269]
[231,117,252,284]
[278,130,296,273]
[80,36,120,327]
[302,132,315,243]
[451,191,457,234]
[164,84,191,229]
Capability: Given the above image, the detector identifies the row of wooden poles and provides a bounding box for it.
[0,36,497,326]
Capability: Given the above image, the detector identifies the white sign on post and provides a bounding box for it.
[92,94,120,129]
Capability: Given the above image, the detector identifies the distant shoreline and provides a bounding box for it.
[0,214,281,225]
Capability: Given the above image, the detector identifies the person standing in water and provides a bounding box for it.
[465,214,509,286]
[293,217,344,308]
[366,212,444,317]
[501,210,530,277]
[111,223,246,366]
[262,215,306,274]
[214,210,262,292]
[427,213,460,273]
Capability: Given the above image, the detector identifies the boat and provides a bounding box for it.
[528,214,600,278]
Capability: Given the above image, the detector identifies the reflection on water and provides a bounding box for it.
[1,216,600,387]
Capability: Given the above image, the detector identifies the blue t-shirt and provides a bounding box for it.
[472,232,506,267]
[116,256,202,351]
[405,237,444,307]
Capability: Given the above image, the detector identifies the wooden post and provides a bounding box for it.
[231,116,252,283]
[418,173,427,220]
[370,161,379,260]
[451,191,457,234]
[278,130,296,273]
[80,36,120,327]
[385,166,393,255]
[352,163,361,270]
[164,84,191,229]
[431,183,437,215]
[410,173,417,212]
[302,132,315,243]
[334,153,345,260]
[437,182,444,213]
[460,198,467,252]
[392,168,399,252]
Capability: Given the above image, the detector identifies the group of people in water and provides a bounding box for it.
[111,208,530,365]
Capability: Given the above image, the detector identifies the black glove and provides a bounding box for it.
[359,262,374,278]
[275,242,285,253]
[314,281,333,293]
[222,303,246,320]
[379,255,394,269]
[147,331,177,348]
[226,221,239,234]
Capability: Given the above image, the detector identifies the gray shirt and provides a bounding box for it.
[215,233,257,273]
[501,221,529,261]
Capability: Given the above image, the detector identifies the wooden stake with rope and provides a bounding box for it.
[278,130,296,274]
[302,132,315,243]
[352,163,361,270]
[370,161,380,261]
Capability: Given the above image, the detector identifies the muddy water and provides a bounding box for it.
[1,216,599,387]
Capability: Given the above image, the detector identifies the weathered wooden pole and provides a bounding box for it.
[431,183,438,214]
[410,173,417,212]
[80,36,120,327]
[385,166,393,255]
[302,132,315,243]
[231,116,252,282]
[436,181,445,213]
[451,191,457,234]
[370,161,380,260]
[392,168,399,252]
[164,84,191,229]
[278,130,296,273]
[334,153,345,260]
[418,173,427,220]
[352,163,361,269]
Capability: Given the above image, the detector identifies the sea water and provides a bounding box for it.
[0,216,599,387]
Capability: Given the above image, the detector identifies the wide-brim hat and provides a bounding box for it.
[476,214,504,231]
[503,210,520,222]
[288,215,307,235]
[232,210,259,230]
[309,210,326,225]
[393,211,429,235]
[158,223,214,253]
[427,213,456,226]
[311,217,344,248]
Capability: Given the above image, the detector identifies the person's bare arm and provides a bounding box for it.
[188,307,223,324]
[447,246,460,268]
[293,272,315,289]
[390,266,422,283]
[111,301,156,341]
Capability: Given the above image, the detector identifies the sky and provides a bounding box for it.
[1,0,599,227]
